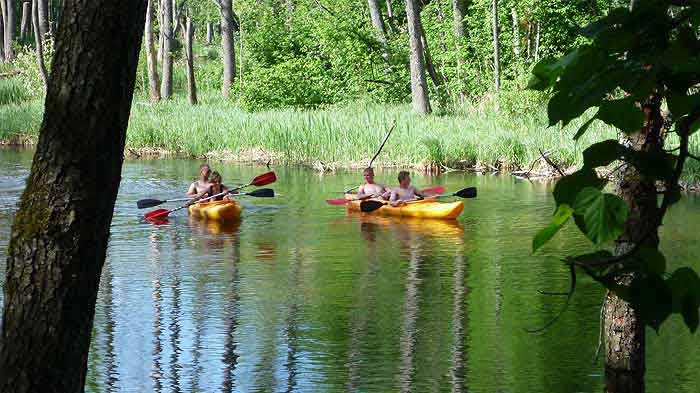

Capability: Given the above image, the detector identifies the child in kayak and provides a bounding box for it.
[186,163,213,199]
[208,171,230,201]
[390,171,424,206]
[357,167,390,200]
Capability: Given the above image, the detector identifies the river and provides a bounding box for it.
[0,148,698,392]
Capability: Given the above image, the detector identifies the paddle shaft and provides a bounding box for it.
[343,120,396,194]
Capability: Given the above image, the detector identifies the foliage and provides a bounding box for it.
[531,1,700,333]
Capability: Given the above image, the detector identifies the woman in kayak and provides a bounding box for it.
[208,171,230,201]
[186,163,213,199]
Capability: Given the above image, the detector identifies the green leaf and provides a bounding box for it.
[628,150,676,182]
[597,97,644,134]
[553,169,607,207]
[572,250,614,264]
[635,247,666,275]
[532,204,574,253]
[573,116,597,141]
[573,187,629,245]
[682,297,699,333]
[667,268,700,313]
[630,274,673,332]
[582,140,625,168]
[667,93,700,118]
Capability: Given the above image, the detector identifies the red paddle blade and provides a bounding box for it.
[326,198,350,205]
[422,186,445,195]
[144,208,170,220]
[251,171,276,187]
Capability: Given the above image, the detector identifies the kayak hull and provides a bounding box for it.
[188,199,242,222]
[345,194,464,219]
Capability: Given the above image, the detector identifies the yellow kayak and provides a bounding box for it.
[345,194,464,219]
[188,199,242,222]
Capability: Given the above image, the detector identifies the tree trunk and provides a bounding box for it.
[160,0,173,99]
[36,0,47,37]
[206,21,212,44]
[386,0,397,33]
[183,17,197,105]
[145,0,161,102]
[219,0,236,99]
[491,0,500,91]
[405,0,430,114]
[0,0,147,391]
[0,3,4,62]
[1,0,14,60]
[452,0,466,100]
[511,7,520,60]
[31,0,47,91]
[534,21,540,62]
[420,28,444,88]
[20,2,30,42]
[367,0,388,49]
[526,21,531,59]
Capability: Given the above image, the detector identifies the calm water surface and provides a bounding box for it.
[0,148,699,392]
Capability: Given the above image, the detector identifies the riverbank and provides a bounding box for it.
[2,88,700,187]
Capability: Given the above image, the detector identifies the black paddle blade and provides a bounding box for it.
[454,187,477,198]
[360,200,386,213]
[247,188,275,198]
[137,198,165,209]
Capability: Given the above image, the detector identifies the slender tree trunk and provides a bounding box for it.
[31,0,47,91]
[20,2,30,42]
[161,0,173,99]
[534,21,540,62]
[491,0,500,91]
[420,28,444,88]
[219,0,236,99]
[367,0,388,49]
[145,0,161,102]
[182,17,197,105]
[206,21,212,44]
[452,0,466,100]
[36,0,47,37]
[386,0,397,33]
[0,4,4,62]
[0,0,146,391]
[526,21,531,59]
[405,0,430,114]
[1,0,14,60]
[511,7,520,60]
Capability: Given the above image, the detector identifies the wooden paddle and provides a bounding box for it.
[359,187,477,213]
[344,120,396,194]
[144,172,276,220]
[326,185,445,206]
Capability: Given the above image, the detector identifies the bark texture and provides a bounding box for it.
[31,0,48,90]
[20,1,30,41]
[405,0,430,114]
[0,5,4,62]
[206,21,212,44]
[2,0,15,59]
[0,0,147,391]
[491,0,500,90]
[145,0,161,102]
[183,17,197,105]
[161,0,174,99]
[36,0,47,37]
[367,0,388,47]
[604,97,664,393]
[511,7,520,59]
[219,0,236,99]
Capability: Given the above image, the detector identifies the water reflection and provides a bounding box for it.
[221,224,240,393]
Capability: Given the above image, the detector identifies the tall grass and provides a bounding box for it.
[0,79,31,106]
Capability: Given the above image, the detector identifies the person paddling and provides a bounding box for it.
[389,171,424,206]
[186,163,213,199]
[357,167,390,200]
[208,171,231,201]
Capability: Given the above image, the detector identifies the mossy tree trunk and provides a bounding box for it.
[0,0,147,391]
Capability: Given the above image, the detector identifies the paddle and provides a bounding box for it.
[231,188,275,198]
[144,172,277,220]
[137,196,193,209]
[326,185,445,206]
[343,120,396,194]
[359,187,477,213]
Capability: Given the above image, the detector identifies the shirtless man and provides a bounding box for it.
[390,171,424,206]
[357,167,390,199]
[186,163,213,199]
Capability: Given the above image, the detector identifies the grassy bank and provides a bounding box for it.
[2,85,700,185]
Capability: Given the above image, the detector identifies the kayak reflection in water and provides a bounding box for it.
[186,163,213,199]
[208,171,230,201]
[357,167,390,200]
[389,171,424,207]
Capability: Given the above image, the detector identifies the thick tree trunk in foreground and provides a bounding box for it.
[145,0,161,102]
[20,2,30,41]
[31,0,48,91]
[183,17,197,105]
[405,0,430,114]
[0,0,147,391]
[219,0,236,99]
[491,0,500,90]
[604,97,664,393]
[161,0,174,99]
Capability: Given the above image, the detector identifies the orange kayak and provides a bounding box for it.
[188,199,242,222]
[345,194,464,219]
